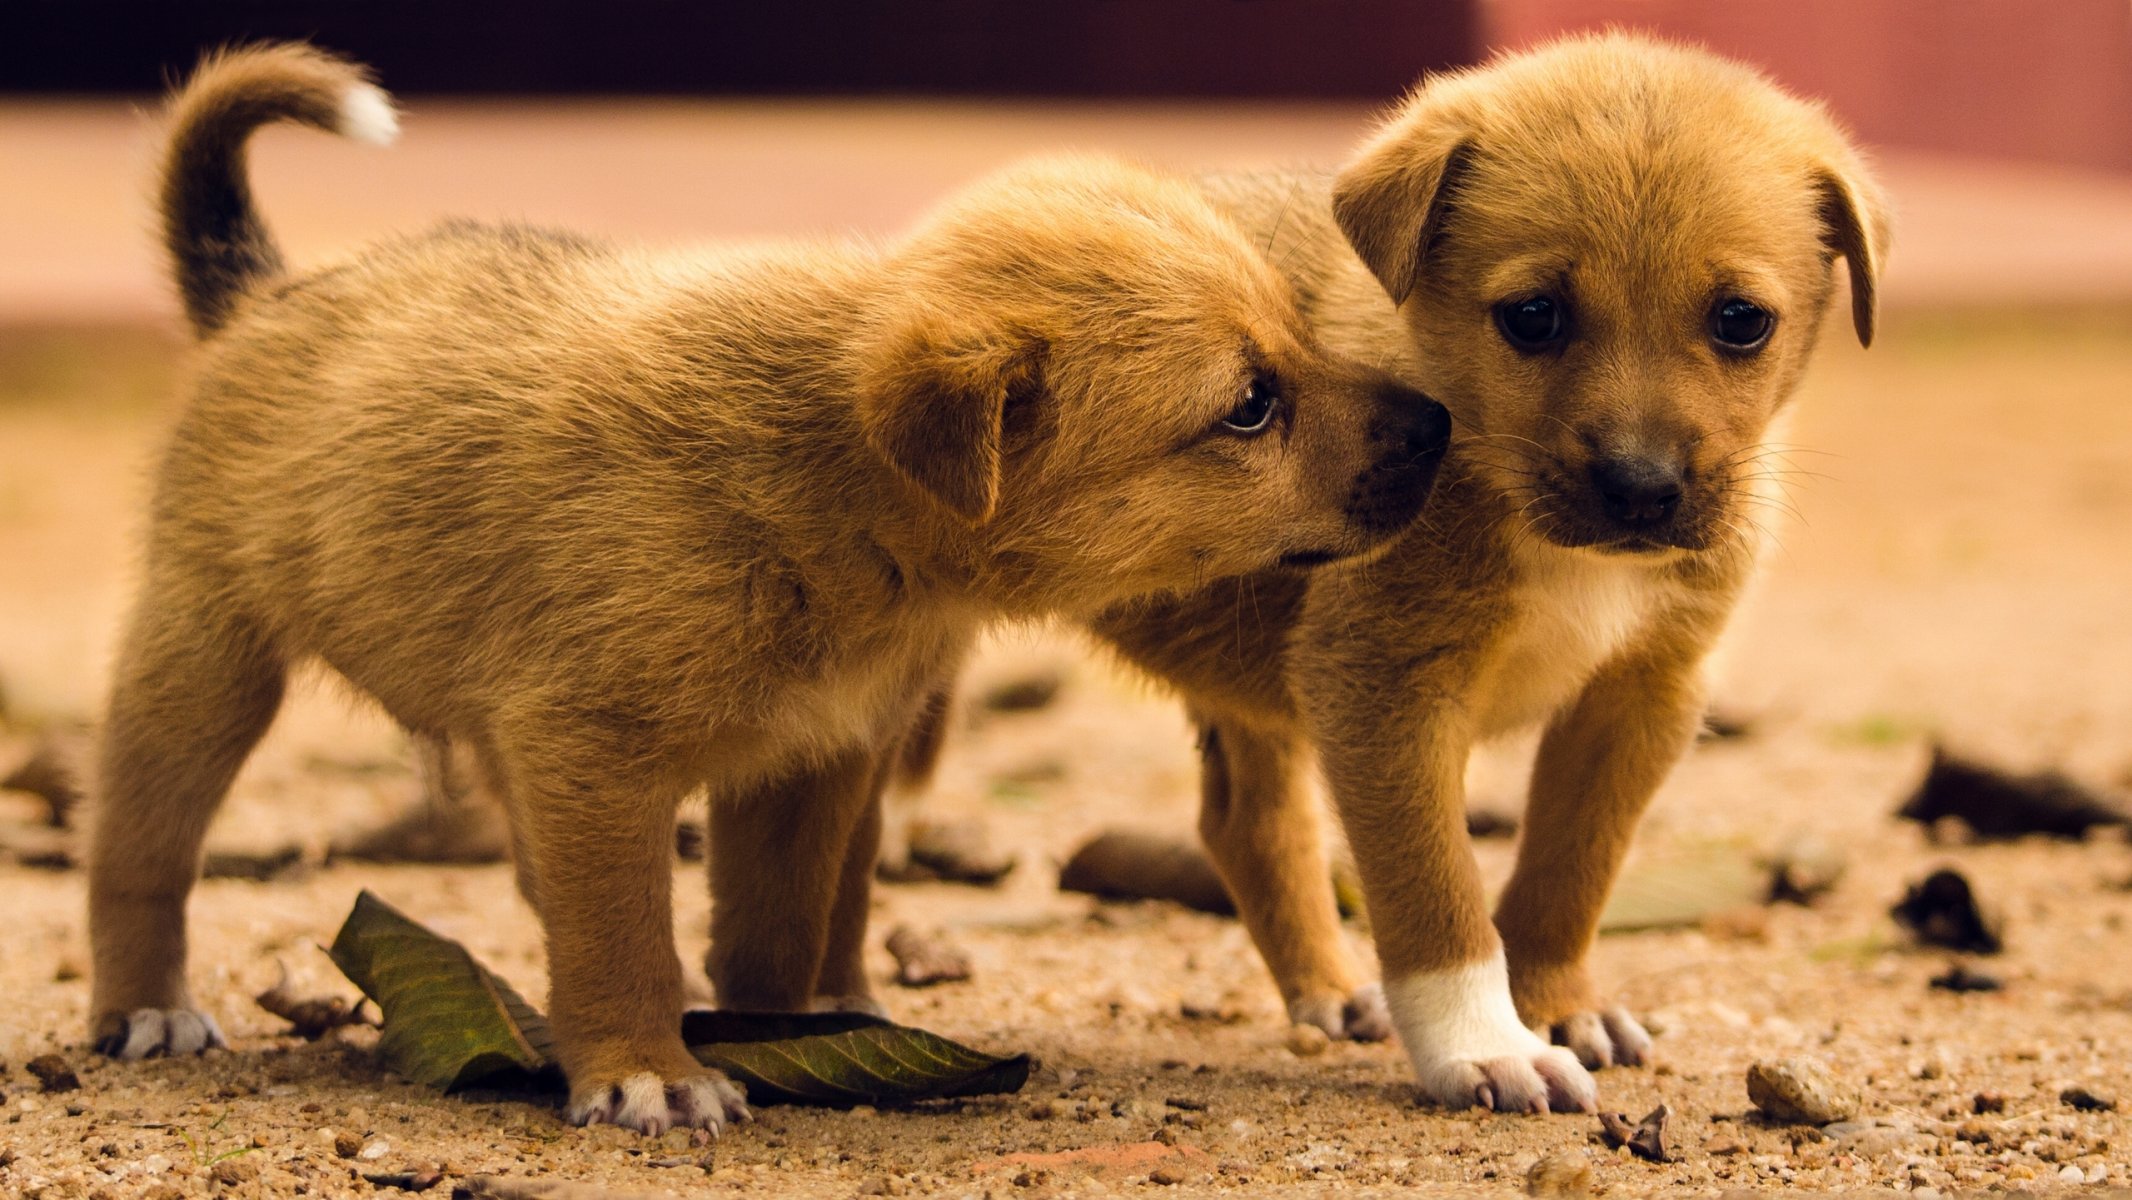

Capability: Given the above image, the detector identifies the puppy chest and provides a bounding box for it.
[1475,557,1666,736]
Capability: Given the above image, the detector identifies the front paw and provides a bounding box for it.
[566,1066,751,1136]
[1385,956,1597,1114]
[1548,1006,1652,1070]
[93,1008,227,1059]
[1288,982,1392,1043]
[1414,1041,1594,1113]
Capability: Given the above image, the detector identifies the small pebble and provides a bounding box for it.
[1284,1023,1330,1058]
[1973,1090,2008,1114]
[1746,1056,1859,1124]
[1524,1151,1592,1197]
[1147,1164,1187,1185]
[1704,1134,1746,1156]
[334,1129,363,1159]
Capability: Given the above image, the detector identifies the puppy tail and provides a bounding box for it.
[158,43,397,338]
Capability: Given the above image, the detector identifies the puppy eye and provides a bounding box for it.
[1710,298,1775,353]
[1218,372,1281,436]
[1493,296,1567,352]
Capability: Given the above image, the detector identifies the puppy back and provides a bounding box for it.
[158,43,397,338]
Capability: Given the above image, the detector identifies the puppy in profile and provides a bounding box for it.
[883,33,1889,1112]
[87,44,1451,1135]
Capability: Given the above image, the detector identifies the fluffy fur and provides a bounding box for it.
[85,43,1451,1135]
[880,32,1888,1113]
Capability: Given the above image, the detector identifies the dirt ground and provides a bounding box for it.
[3,97,2132,1197]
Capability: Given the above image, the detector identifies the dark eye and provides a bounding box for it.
[1219,372,1281,435]
[1493,296,1566,352]
[1710,298,1774,352]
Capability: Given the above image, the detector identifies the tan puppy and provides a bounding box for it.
[87,44,1451,1135]
[879,33,1888,1112]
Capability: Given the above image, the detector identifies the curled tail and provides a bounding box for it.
[159,43,397,338]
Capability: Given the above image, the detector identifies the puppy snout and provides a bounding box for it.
[1588,455,1683,528]
[1346,384,1451,535]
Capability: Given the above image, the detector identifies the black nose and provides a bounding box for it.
[1588,455,1683,527]
[1347,384,1452,535]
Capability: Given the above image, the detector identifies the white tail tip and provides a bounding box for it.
[338,82,399,146]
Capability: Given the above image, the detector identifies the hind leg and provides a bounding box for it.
[1193,712,1386,1041]
[89,590,284,1057]
[705,746,879,1012]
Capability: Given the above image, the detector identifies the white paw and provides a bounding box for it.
[566,1071,751,1136]
[1288,982,1393,1042]
[1551,1006,1653,1070]
[1385,955,1597,1114]
[96,1008,227,1059]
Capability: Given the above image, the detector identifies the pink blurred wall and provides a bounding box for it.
[1486,0,2132,172]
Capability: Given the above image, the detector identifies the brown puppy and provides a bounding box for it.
[87,44,1450,1135]
[880,33,1888,1113]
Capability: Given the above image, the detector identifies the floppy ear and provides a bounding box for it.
[1331,100,1475,304]
[1814,163,1892,348]
[857,313,1046,525]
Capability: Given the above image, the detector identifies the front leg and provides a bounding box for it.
[501,745,749,1135]
[705,747,881,1012]
[1300,649,1593,1113]
[1495,640,1709,1069]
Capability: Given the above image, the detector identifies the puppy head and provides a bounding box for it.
[860,155,1450,610]
[1333,33,1890,556]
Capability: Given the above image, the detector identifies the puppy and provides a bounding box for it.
[87,44,1451,1135]
[883,33,1889,1113]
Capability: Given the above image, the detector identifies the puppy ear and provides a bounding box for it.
[858,313,1046,525]
[1331,104,1474,303]
[1814,163,1892,348]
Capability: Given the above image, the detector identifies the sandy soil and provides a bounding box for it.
[4,312,2132,1200]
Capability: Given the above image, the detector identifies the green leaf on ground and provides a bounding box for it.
[1598,841,1767,933]
[326,891,556,1091]
[682,1010,1030,1106]
[326,890,1029,1106]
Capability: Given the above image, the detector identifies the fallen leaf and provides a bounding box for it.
[1599,842,1765,933]
[2061,1085,2117,1112]
[327,892,556,1092]
[678,1010,1029,1107]
[255,960,374,1040]
[1891,868,2004,954]
[453,1177,663,1199]
[326,891,1028,1106]
[26,1053,78,1092]
[1929,963,2004,993]
[1898,745,2129,840]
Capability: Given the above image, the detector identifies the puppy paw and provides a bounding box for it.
[1549,1005,1653,1070]
[566,1069,751,1136]
[1385,955,1598,1114]
[93,1008,227,1060]
[1288,983,1393,1042]
[1415,1043,1595,1114]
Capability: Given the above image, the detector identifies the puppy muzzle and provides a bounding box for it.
[1346,384,1452,537]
